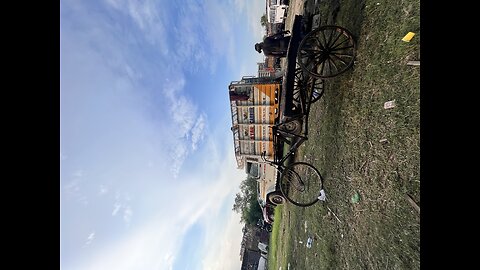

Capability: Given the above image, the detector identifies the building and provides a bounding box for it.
[240,249,261,270]
[257,62,275,78]
[239,224,269,270]
[228,76,281,170]
[229,76,285,206]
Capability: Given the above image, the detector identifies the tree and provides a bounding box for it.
[245,200,262,224]
[232,176,263,225]
[232,193,246,213]
[260,14,268,27]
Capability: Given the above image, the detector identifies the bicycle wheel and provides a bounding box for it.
[279,162,323,207]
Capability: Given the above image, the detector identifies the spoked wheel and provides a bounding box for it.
[278,118,303,137]
[293,68,325,104]
[297,25,356,79]
[279,162,324,207]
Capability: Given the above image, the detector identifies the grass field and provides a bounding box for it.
[269,0,420,269]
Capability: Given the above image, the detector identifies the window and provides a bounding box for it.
[246,162,259,178]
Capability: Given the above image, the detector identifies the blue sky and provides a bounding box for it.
[60,0,266,269]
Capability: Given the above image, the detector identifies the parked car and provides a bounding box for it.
[258,242,269,254]
[261,203,275,224]
[252,162,285,206]
[257,256,267,270]
[256,218,272,232]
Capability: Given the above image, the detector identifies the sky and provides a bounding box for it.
[60,0,267,269]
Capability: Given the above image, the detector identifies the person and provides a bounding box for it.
[255,30,291,57]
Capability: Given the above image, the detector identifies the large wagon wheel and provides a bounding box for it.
[297,25,356,79]
[292,68,325,104]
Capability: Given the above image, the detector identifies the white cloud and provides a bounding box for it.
[76,221,180,270]
[112,202,121,216]
[201,211,244,270]
[99,185,109,195]
[170,142,189,178]
[63,177,89,205]
[111,192,133,226]
[103,0,169,51]
[123,206,133,225]
[169,96,197,137]
[124,64,141,81]
[249,5,268,41]
[104,0,120,9]
[191,113,207,151]
[233,0,265,40]
[64,137,246,270]
[61,0,260,268]
[63,179,80,195]
[163,252,175,270]
[160,76,209,177]
[85,232,96,246]
[233,0,246,11]
[79,196,89,206]
[73,170,84,178]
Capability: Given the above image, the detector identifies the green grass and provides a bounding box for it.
[267,205,282,270]
[272,0,420,269]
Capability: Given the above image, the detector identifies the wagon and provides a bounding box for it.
[263,15,356,206]
[273,14,357,159]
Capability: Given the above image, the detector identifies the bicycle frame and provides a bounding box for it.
[261,123,307,169]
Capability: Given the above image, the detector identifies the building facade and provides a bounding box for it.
[229,76,280,169]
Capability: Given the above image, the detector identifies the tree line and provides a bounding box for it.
[232,175,262,225]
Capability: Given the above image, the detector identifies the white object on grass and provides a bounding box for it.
[318,189,326,201]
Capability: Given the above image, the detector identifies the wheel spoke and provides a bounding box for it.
[321,30,329,49]
[327,57,339,73]
[327,57,334,75]
[303,38,320,52]
[300,48,316,58]
[327,28,343,49]
[318,57,326,76]
[331,44,354,51]
[302,54,315,68]
[330,53,349,66]
[294,70,303,84]
[332,52,354,58]
[313,36,326,51]
[311,79,324,102]
[331,36,351,50]
[313,79,324,89]
[328,30,338,48]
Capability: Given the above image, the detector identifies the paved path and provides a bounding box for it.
[285,0,304,31]
[280,0,305,70]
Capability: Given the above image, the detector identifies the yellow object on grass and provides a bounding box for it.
[402,32,415,42]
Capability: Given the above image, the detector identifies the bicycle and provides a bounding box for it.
[260,131,324,207]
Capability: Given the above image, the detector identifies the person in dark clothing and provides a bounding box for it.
[255,30,291,57]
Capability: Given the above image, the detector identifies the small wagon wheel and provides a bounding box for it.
[297,25,356,79]
[278,117,303,138]
[292,68,325,104]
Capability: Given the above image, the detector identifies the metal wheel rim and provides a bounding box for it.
[284,121,298,132]
[271,195,284,204]
[293,69,325,104]
[297,25,356,79]
[279,162,323,207]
